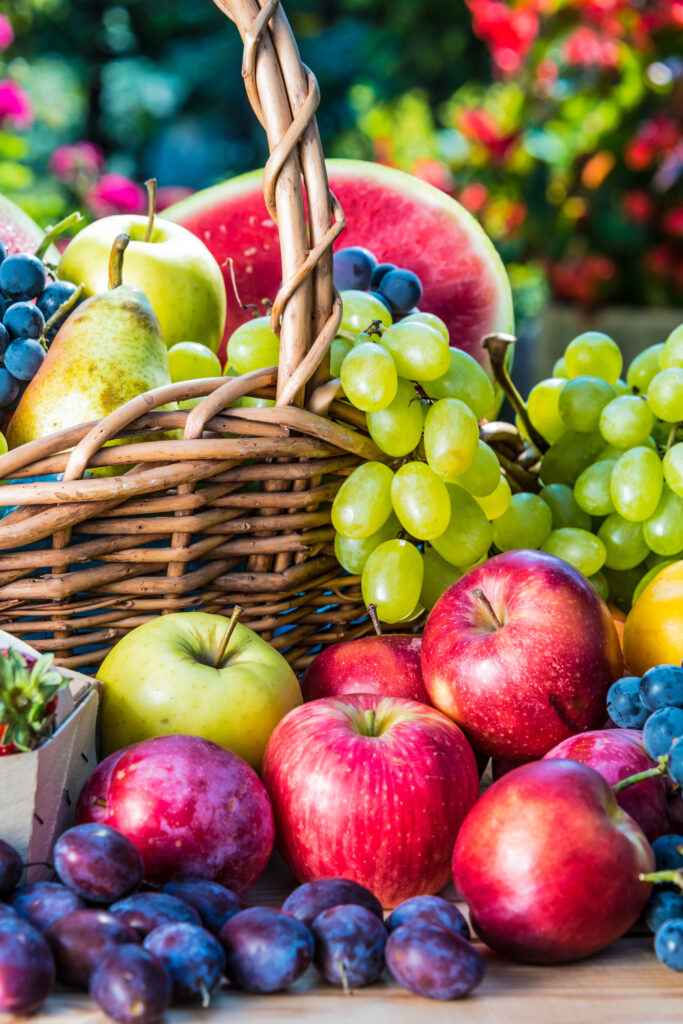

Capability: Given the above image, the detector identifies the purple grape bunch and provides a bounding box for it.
[333,246,423,319]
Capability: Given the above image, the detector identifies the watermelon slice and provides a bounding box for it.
[165,160,513,369]
[0,194,59,261]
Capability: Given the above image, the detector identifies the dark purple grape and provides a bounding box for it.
[646,890,683,933]
[0,905,18,922]
[0,915,55,1014]
[369,289,392,313]
[45,908,139,989]
[89,945,171,1024]
[3,337,45,380]
[219,906,314,993]
[54,823,144,904]
[0,239,6,264]
[0,367,19,407]
[385,924,485,1000]
[670,737,683,788]
[333,247,377,291]
[163,879,244,935]
[0,838,22,898]
[282,877,383,927]
[10,881,86,932]
[655,919,683,971]
[386,895,470,940]
[144,922,225,1004]
[640,665,683,712]
[370,263,396,289]
[110,892,201,939]
[36,279,79,323]
[607,676,649,729]
[652,834,683,872]
[378,268,423,315]
[0,252,47,301]
[0,321,8,355]
[311,904,386,989]
[3,301,45,340]
[643,707,683,760]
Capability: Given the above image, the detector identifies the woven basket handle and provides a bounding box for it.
[213,0,344,407]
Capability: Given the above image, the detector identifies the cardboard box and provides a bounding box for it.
[0,629,99,879]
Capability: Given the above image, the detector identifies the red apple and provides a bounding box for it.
[453,759,654,963]
[543,729,669,842]
[75,735,274,892]
[76,748,129,826]
[421,550,623,762]
[301,635,428,703]
[261,695,478,907]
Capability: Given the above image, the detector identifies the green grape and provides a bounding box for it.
[168,341,222,382]
[340,290,393,333]
[361,539,423,624]
[541,527,606,577]
[474,474,511,519]
[643,486,683,556]
[539,483,592,530]
[564,331,623,385]
[334,513,400,575]
[526,378,567,444]
[598,513,649,570]
[379,321,451,381]
[227,316,280,373]
[648,368,683,422]
[663,443,683,497]
[613,379,630,397]
[553,357,569,379]
[366,378,424,457]
[420,547,463,611]
[422,348,495,420]
[331,461,394,539]
[574,460,615,516]
[450,441,501,496]
[540,430,605,487]
[595,444,624,461]
[340,342,398,412]
[599,395,654,448]
[431,485,493,566]
[491,493,553,552]
[401,311,449,343]
[626,343,665,393]
[632,561,677,606]
[391,462,451,540]
[610,446,663,522]
[558,376,614,433]
[330,336,353,378]
[603,565,645,612]
[661,324,683,369]
[588,570,609,602]
[424,398,479,478]
[0,430,7,456]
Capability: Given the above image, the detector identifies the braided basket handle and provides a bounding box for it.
[213,0,344,408]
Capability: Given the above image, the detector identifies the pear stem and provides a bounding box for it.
[34,211,83,259]
[143,178,157,243]
[483,333,548,454]
[213,605,242,669]
[109,234,130,290]
[43,282,85,333]
[367,604,382,636]
[613,760,668,793]
[199,981,211,1009]
[338,961,353,996]
[639,868,683,889]
[472,588,503,630]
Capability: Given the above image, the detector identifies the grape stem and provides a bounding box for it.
[482,334,548,454]
[143,178,157,243]
[213,605,242,668]
[34,211,83,259]
[367,604,383,636]
[108,234,130,290]
[43,282,85,334]
[338,960,353,996]
[472,588,503,630]
[613,758,668,793]
[223,255,260,318]
[666,422,681,452]
[199,981,211,1009]
[640,868,683,889]
[362,320,386,337]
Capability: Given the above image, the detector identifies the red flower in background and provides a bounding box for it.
[662,206,683,238]
[548,254,616,306]
[86,173,146,216]
[412,157,456,195]
[625,115,681,171]
[466,0,539,74]
[458,109,521,163]
[0,15,14,51]
[459,181,489,213]
[0,80,33,130]
[49,141,105,183]
[562,26,620,67]
[621,190,655,223]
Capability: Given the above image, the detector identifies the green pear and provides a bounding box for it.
[7,234,173,460]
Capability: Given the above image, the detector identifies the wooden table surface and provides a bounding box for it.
[30,852,683,1024]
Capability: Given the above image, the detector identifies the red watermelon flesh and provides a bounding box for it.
[165,160,513,369]
[0,194,59,261]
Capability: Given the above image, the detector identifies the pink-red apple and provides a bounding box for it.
[421,550,623,762]
[261,694,478,907]
[76,735,274,892]
[543,728,669,842]
[301,635,428,703]
[453,759,654,963]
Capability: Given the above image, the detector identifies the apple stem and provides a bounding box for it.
[91,797,108,809]
[367,604,382,636]
[43,282,85,334]
[34,211,84,260]
[224,255,260,317]
[199,982,211,1008]
[338,961,353,996]
[143,178,157,243]
[639,868,683,889]
[213,605,243,669]
[472,588,503,630]
[613,760,668,793]
[109,234,130,290]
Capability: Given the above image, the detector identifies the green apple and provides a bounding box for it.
[98,612,302,770]
[57,215,226,353]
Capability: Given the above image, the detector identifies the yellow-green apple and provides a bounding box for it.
[98,612,302,770]
[75,734,274,892]
[57,214,226,352]
[261,694,478,907]
[301,635,428,703]
[453,759,654,963]
[543,728,669,842]
[421,550,623,762]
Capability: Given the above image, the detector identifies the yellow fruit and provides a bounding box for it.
[623,561,683,675]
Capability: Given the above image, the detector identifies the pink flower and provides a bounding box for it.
[0,15,14,51]
[156,185,194,211]
[458,109,520,163]
[459,181,489,213]
[86,174,146,216]
[49,141,104,183]
[412,158,455,195]
[466,0,539,75]
[0,79,33,130]
[662,206,683,238]
[562,27,619,67]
